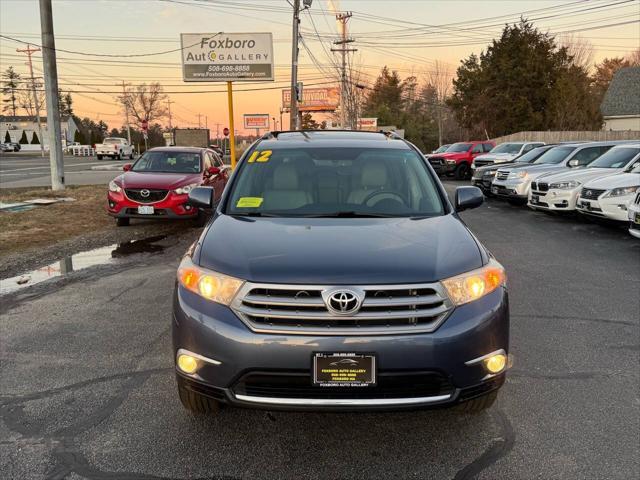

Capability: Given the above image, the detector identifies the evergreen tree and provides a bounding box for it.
[301,113,319,129]
[19,130,29,144]
[31,131,40,144]
[74,129,85,144]
[447,20,599,137]
[1,66,20,116]
[4,130,10,143]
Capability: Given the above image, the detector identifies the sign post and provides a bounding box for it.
[180,32,274,169]
[141,118,149,151]
[243,113,270,139]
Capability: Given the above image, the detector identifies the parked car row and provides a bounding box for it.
[466,141,640,238]
[0,142,21,152]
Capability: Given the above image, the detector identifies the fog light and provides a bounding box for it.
[177,354,198,374]
[185,204,192,210]
[484,353,507,374]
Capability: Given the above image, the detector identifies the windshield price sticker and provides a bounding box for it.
[236,197,263,208]
[313,353,376,387]
[247,150,272,163]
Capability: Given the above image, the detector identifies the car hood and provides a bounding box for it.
[437,152,466,159]
[115,171,202,189]
[511,164,568,180]
[583,172,640,189]
[475,153,517,162]
[198,214,484,284]
[539,167,622,185]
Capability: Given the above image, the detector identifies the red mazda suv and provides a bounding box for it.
[107,146,229,226]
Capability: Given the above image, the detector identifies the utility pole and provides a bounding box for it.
[121,81,131,144]
[279,107,284,132]
[16,45,45,158]
[39,0,65,190]
[332,12,356,130]
[289,0,301,130]
[166,99,174,129]
[197,113,203,128]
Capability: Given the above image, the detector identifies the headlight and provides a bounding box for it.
[108,180,122,193]
[603,185,639,198]
[550,180,581,190]
[177,256,243,305]
[508,170,528,179]
[442,258,506,306]
[446,160,456,165]
[174,183,200,195]
[484,170,497,177]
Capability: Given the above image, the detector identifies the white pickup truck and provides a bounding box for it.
[95,137,134,160]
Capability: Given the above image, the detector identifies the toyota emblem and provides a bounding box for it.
[325,290,362,316]
[140,189,150,198]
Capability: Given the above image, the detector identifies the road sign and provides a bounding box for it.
[141,119,149,132]
[282,87,339,112]
[180,33,274,82]
[223,127,230,137]
[357,118,378,131]
[243,114,270,130]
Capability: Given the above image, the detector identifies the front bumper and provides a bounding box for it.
[428,158,456,175]
[491,178,529,200]
[628,202,640,238]
[106,190,197,219]
[472,172,497,193]
[576,195,634,222]
[172,284,509,411]
[528,188,580,211]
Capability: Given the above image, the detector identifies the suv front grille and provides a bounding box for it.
[124,188,168,204]
[496,171,509,181]
[474,159,494,168]
[233,371,455,399]
[580,187,606,200]
[634,191,640,205]
[231,282,453,335]
[429,156,445,166]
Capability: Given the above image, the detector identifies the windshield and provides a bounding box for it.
[490,143,524,154]
[625,163,640,173]
[447,143,471,153]
[434,144,450,153]
[588,147,640,169]
[533,146,576,165]
[132,151,201,173]
[104,138,122,144]
[225,147,445,217]
[515,146,550,163]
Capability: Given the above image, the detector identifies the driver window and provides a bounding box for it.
[472,144,482,153]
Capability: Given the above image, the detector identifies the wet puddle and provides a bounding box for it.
[0,235,168,296]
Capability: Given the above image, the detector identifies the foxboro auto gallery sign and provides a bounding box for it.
[180,33,274,82]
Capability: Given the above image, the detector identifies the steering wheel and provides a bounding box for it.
[362,189,408,207]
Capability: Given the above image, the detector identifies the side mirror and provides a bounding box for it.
[455,186,484,212]
[188,186,215,210]
[568,159,579,167]
[123,163,132,172]
[204,166,221,177]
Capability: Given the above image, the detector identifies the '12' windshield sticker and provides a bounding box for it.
[236,197,263,208]
[247,150,272,163]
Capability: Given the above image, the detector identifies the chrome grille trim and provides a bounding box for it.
[496,171,509,180]
[231,281,453,335]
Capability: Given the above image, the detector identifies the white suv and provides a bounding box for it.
[528,144,640,212]
[576,162,640,222]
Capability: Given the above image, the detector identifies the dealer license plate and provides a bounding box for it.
[531,195,539,203]
[313,353,376,387]
[137,206,154,215]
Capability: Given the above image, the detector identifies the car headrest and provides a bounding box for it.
[272,164,299,190]
[361,161,388,188]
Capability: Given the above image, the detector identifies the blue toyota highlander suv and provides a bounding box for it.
[173,130,509,413]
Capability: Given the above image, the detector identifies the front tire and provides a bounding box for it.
[116,217,130,227]
[97,155,103,160]
[454,390,498,414]
[178,383,220,414]
[115,152,121,160]
[193,209,207,228]
[454,163,470,180]
[129,152,134,160]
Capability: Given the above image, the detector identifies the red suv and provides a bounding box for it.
[107,146,229,226]
[427,141,495,179]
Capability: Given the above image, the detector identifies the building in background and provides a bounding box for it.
[601,67,640,131]
[0,115,79,150]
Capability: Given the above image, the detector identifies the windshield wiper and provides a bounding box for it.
[229,212,279,217]
[302,211,400,218]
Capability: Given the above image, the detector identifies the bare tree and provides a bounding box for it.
[627,48,640,66]
[18,81,45,118]
[426,60,452,146]
[558,34,594,70]
[118,82,167,127]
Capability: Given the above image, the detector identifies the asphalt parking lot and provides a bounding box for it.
[1,181,638,480]
[0,153,121,188]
